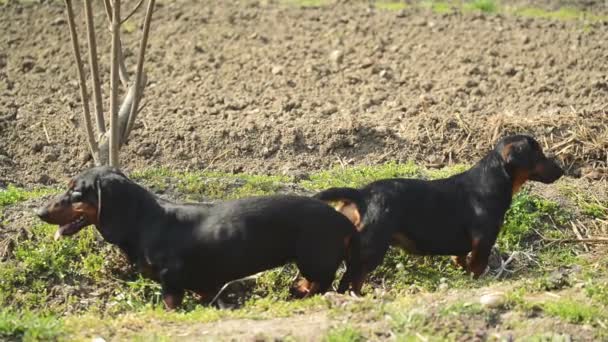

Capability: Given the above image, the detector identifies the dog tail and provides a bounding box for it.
[313,187,366,215]
[337,231,362,294]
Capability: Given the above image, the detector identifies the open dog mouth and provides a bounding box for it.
[54,216,90,240]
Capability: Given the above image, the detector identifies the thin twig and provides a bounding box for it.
[494,251,518,279]
[42,122,51,143]
[103,0,130,87]
[544,237,608,244]
[64,0,99,163]
[124,0,154,142]
[121,0,145,24]
[83,0,105,134]
[209,273,262,306]
[571,221,590,252]
[202,149,231,172]
[109,0,121,167]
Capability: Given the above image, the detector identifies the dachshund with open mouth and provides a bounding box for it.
[36,166,362,310]
[314,134,564,293]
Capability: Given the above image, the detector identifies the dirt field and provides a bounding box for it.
[1,0,607,186]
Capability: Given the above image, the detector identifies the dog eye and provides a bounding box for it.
[70,191,83,202]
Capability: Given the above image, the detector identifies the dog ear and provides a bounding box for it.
[501,140,533,168]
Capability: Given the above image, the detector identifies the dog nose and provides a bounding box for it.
[35,207,49,220]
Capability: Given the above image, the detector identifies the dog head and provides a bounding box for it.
[36,166,141,243]
[496,135,564,193]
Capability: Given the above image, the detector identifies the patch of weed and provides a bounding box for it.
[280,0,330,8]
[439,301,484,317]
[122,20,137,33]
[251,264,299,300]
[0,222,128,312]
[542,299,601,324]
[131,168,292,201]
[371,249,473,292]
[585,281,608,306]
[515,7,586,21]
[0,185,56,207]
[244,295,327,318]
[0,309,63,341]
[499,192,571,251]
[464,0,499,13]
[375,1,408,11]
[420,1,454,14]
[324,326,365,342]
[301,161,421,191]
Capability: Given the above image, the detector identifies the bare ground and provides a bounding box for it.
[0,0,607,186]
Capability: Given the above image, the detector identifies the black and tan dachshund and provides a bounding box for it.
[314,134,564,293]
[36,166,362,309]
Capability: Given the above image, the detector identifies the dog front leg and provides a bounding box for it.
[468,238,493,278]
[159,267,185,310]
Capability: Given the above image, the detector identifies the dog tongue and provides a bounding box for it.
[54,221,85,241]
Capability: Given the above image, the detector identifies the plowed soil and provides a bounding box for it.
[1,0,607,186]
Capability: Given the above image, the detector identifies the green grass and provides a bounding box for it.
[584,280,608,306]
[324,326,365,342]
[1,162,604,339]
[542,299,603,324]
[499,191,571,251]
[375,1,408,11]
[280,0,330,8]
[0,184,56,207]
[513,6,608,21]
[131,167,293,201]
[0,310,63,342]
[300,161,421,190]
[463,0,498,13]
[420,1,454,14]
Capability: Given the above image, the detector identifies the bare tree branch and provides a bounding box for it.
[103,0,130,88]
[109,0,121,167]
[64,0,99,164]
[124,0,154,142]
[97,74,147,164]
[83,0,105,134]
[121,0,145,25]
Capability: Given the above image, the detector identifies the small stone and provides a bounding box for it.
[329,50,343,64]
[52,17,66,26]
[321,105,338,116]
[21,58,35,73]
[271,65,284,75]
[0,154,12,166]
[379,69,392,80]
[91,337,106,342]
[479,292,505,308]
[44,152,59,162]
[465,79,479,88]
[37,174,54,185]
[504,64,518,76]
[421,81,434,91]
